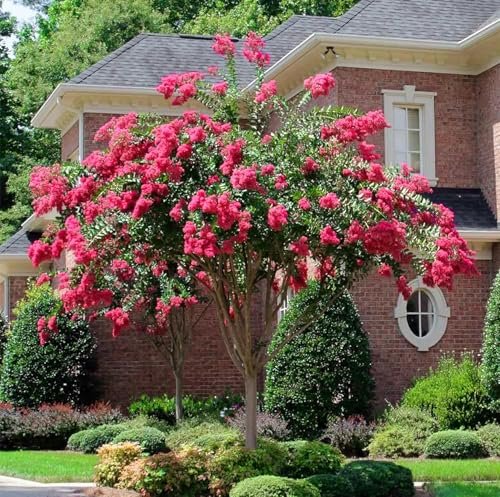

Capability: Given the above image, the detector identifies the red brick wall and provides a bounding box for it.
[8,276,30,321]
[83,113,121,158]
[351,260,492,409]
[61,120,79,161]
[476,64,500,219]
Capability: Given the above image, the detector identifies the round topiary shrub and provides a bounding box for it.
[281,441,343,479]
[265,282,374,439]
[402,354,495,429]
[476,423,500,457]
[482,271,500,402]
[339,461,414,497]
[305,474,354,497]
[113,427,167,454]
[0,283,95,407]
[424,430,488,459]
[68,424,125,453]
[230,475,320,497]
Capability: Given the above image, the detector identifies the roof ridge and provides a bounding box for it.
[264,15,303,41]
[71,34,149,85]
[334,0,379,29]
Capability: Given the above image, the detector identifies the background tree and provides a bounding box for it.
[28,33,476,448]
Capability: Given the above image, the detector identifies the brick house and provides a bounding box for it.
[1,0,499,409]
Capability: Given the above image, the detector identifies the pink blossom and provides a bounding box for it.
[319,192,340,209]
[274,174,288,190]
[187,126,206,143]
[243,32,270,67]
[267,204,288,231]
[320,226,340,246]
[255,80,277,104]
[212,81,228,95]
[212,34,235,57]
[378,263,392,277]
[36,273,51,286]
[290,236,310,256]
[304,73,335,98]
[298,198,311,210]
[261,164,275,176]
[231,167,261,191]
[302,157,319,175]
[105,308,130,337]
[261,134,272,145]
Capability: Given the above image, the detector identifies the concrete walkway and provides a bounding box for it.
[0,475,94,496]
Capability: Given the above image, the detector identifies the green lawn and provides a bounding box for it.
[395,459,500,481]
[0,450,98,483]
[429,482,500,497]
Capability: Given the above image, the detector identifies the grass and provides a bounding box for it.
[0,450,98,483]
[395,459,500,481]
[429,482,500,497]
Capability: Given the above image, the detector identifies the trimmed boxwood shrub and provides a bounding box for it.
[305,474,354,497]
[0,283,95,407]
[265,282,374,439]
[339,461,414,497]
[113,427,167,454]
[281,441,343,479]
[367,406,439,458]
[424,430,488,459]
[482,271,500,401]
[230,476,320,497]
[476,423,500,457]
[67,424,124,453]
[165,420,239,449]
[402,355,496,429]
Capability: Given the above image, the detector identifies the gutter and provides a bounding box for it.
[458,230,500,242]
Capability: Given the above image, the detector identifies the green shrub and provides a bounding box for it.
[230,476,320,497]
[368,406,439,458]
[424,430,488,459]
[0,312,8,365]
[94,442,143,487]
[305,474,354,497]
[281,441,343,479]
[322,415,375,457]
[476,423,500,457]
[482,271,500,401]
[67,424,124,453]
[165,419,238,449]
[208,438,288,496]
[340,461,414,497]
[129,392,243,424]
[0,283,95,407]
[191,430,243,452]
[402,355,496,429]
[118,446,209,497]
[265,282,374,439]
[113,427,167,454]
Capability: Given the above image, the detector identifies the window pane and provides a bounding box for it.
[394,130,407,153]
[421,314,434,337]
[407,108,420,129]
[410,152,421,172]
[408,130,421,152]
[407,314,420,337]
[407,292,419,313]
[394,106,406,129]
[420,292,433,313]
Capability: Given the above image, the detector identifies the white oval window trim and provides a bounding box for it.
[394,277,450,351]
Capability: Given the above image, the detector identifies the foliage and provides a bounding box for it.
[476,423,500,457]
[118,447,209,497]
[482,271,500,401]
[0,311,8,364]
[207,439,288,496]
[402,355,497,429]
[367,406,439,458]
[230,475,320,497]
[339,461,414,497]
[424,430,488,459]
[430,482,500,497]
[129,392,243,423]
[281,441,343,479]
[112,427,168,455]
[67,424,125,453]
[227,408,291,440]
[29,31,475,449]
[165,420,239,449]
[265,282,374,439]
[0,402,123,450]
[0,283,95,407]
[305,474,354,497]
[321,415,375,457]
[95,441,143,487]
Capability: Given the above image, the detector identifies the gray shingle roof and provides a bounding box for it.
[0,229,42,257]
[68,0,500,89]
[429,188,497,230]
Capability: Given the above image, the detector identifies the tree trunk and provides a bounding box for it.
[244,373,258,449]
[174,369,184,422]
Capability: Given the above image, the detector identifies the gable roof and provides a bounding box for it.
[0,229,42,258]
[67,0,500,89]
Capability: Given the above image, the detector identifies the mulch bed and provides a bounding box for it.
[83,489,140,497]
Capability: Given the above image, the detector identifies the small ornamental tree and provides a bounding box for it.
[28,32,476,448]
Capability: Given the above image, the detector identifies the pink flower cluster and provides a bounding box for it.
[37,316,58,346]
[304,73,336,98]
[243,32,270,67]
[321,110,388,144]
[30,165,69,215]
[212,34,236,57]
[255,80,277,104]
[156,72,204,105]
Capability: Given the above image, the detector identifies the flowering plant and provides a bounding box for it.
[29,32,475,448]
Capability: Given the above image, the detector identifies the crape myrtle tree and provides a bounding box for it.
[28,32,476,448]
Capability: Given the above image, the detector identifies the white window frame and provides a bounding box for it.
[0,275,8,320]
[278,288,295,323]
[394,277,449,351]
[383,86,437,186]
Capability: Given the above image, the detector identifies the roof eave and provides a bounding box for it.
[458,229,500,242]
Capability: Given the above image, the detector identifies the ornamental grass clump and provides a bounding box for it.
[28,30,476,448]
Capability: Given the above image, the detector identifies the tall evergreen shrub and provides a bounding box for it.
[0,282,95,406]
[265,281,374,439]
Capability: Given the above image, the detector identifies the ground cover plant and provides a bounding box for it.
[0,450,98,483]
[29,30,475,449]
